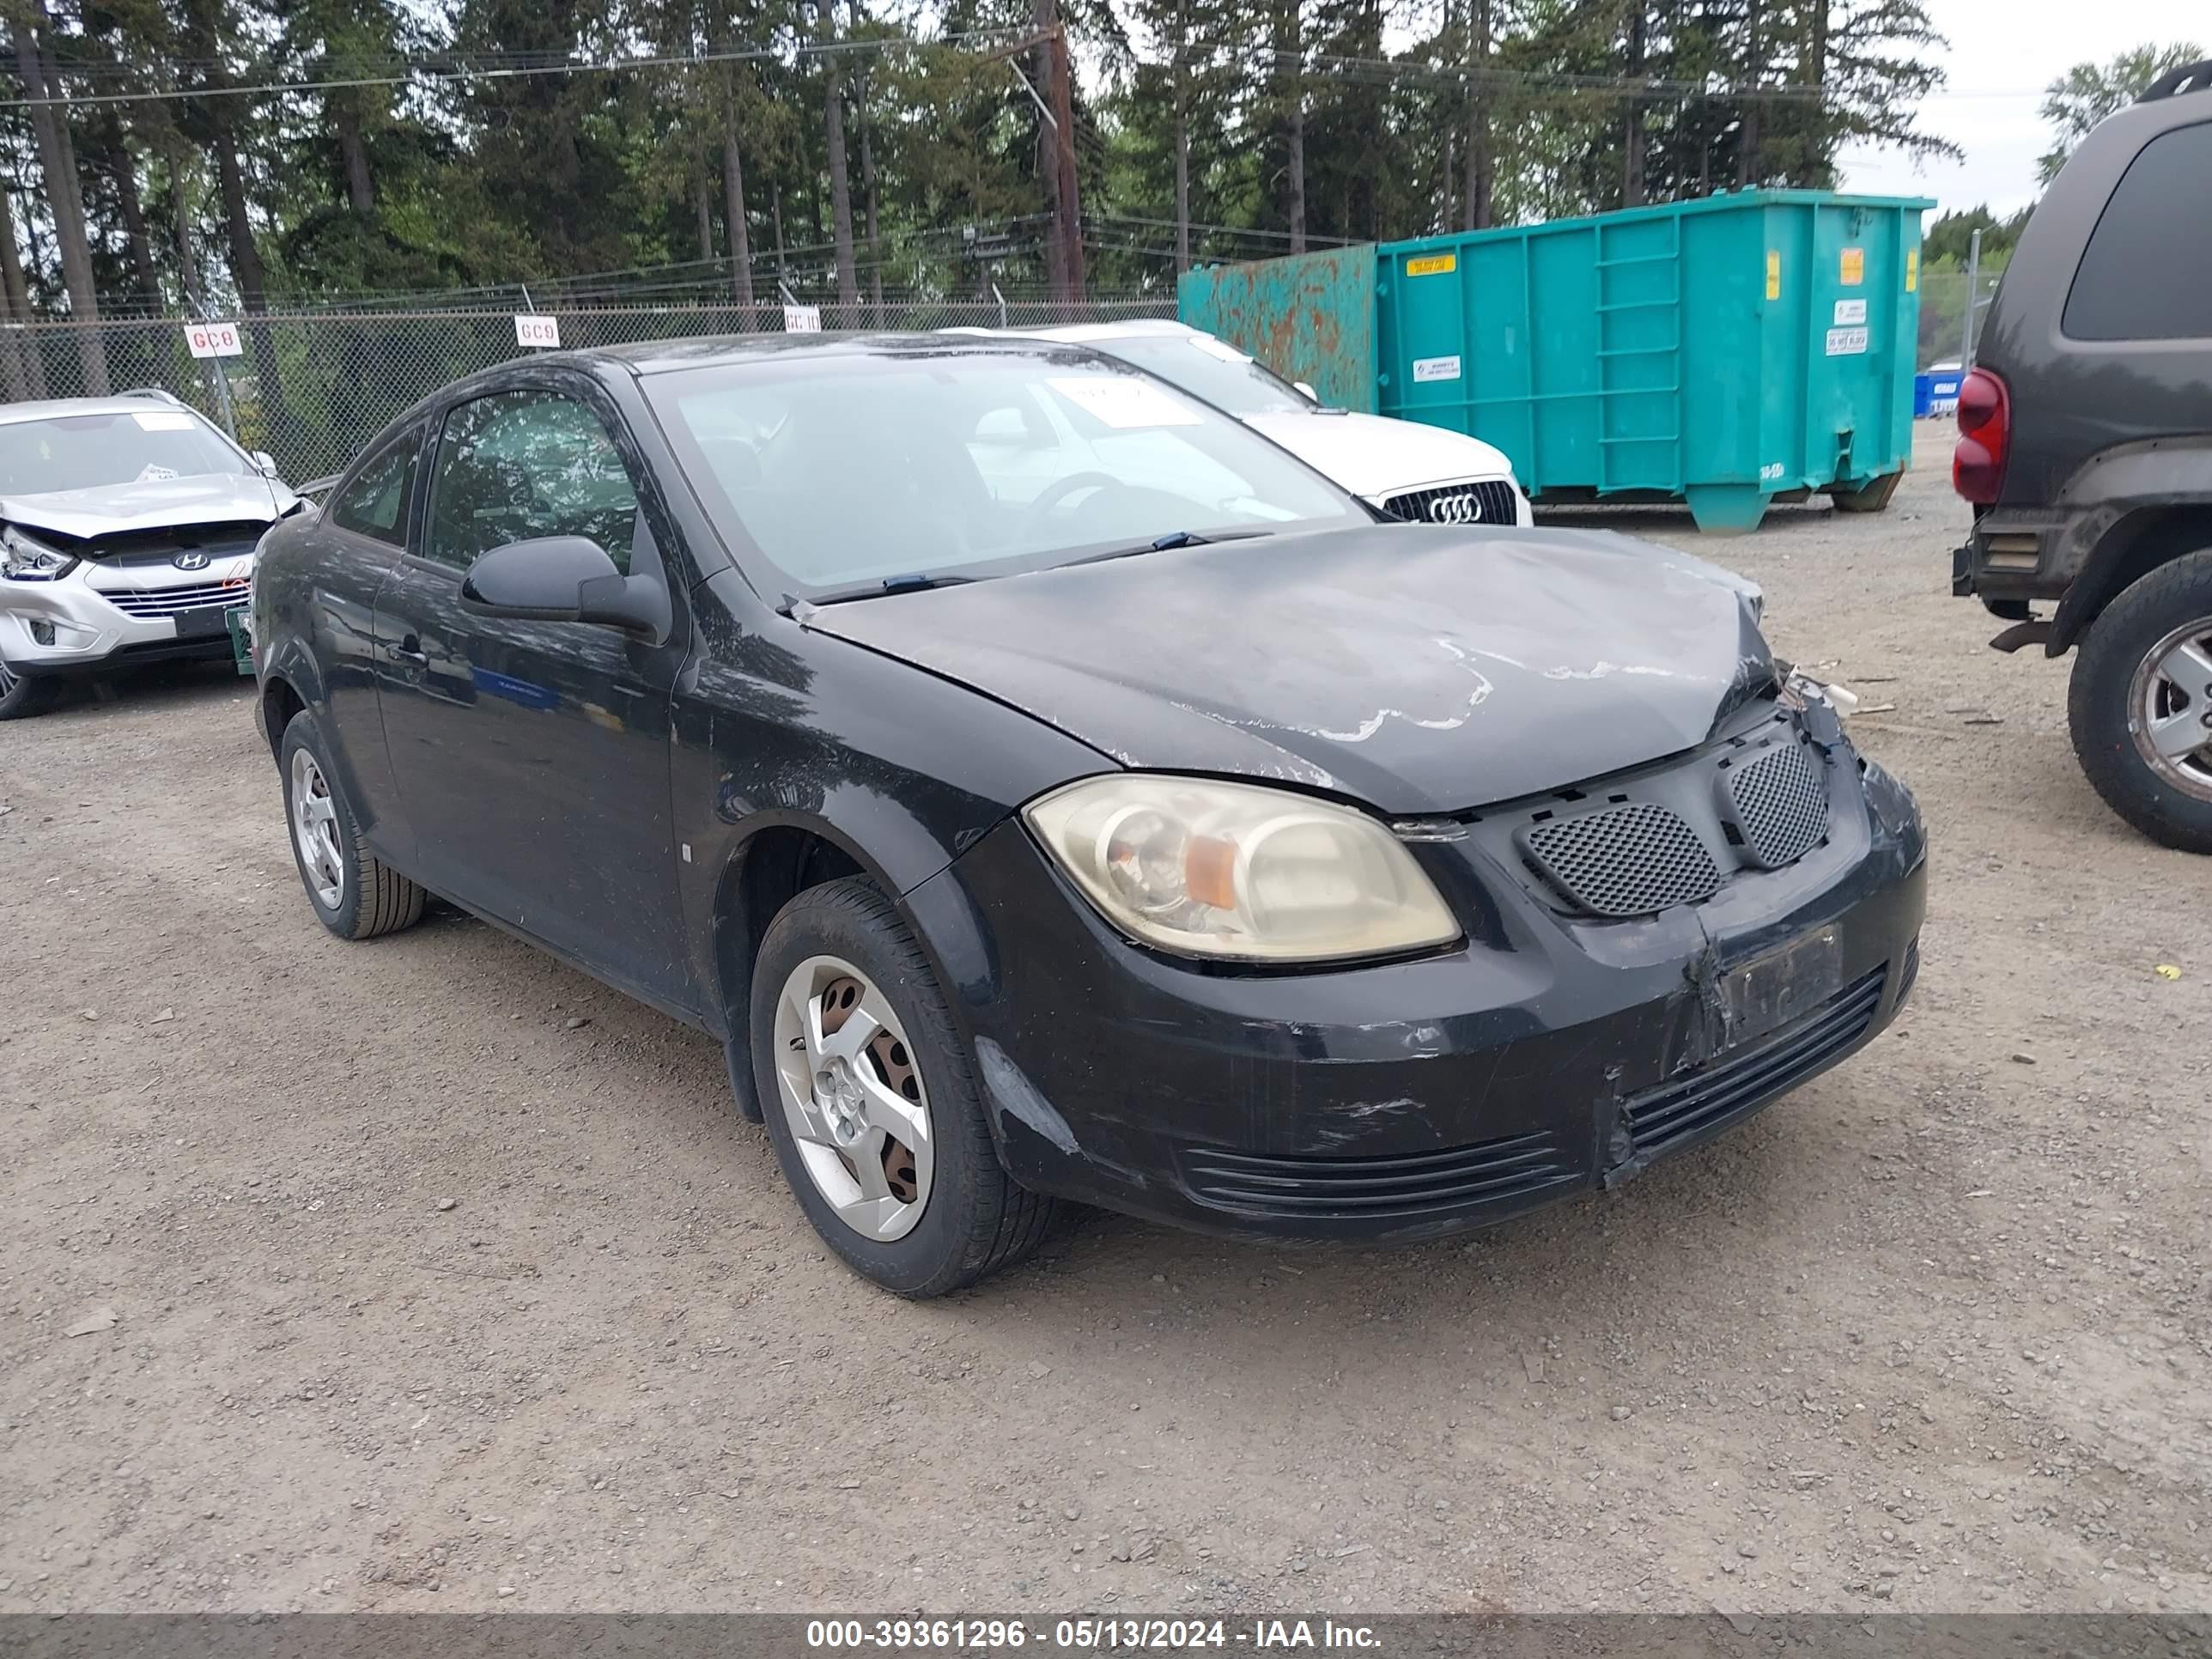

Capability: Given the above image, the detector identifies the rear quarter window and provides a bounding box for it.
[2063,119,2212,342]
[329,426,421,544]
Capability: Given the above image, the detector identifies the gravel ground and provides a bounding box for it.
[3,428,2208,1618]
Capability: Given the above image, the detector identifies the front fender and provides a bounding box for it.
[255,634,329,752]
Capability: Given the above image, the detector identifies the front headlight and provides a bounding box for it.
[1024,775,1462,963]
[2,525,77,581]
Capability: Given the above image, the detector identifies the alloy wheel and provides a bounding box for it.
[2129,617,2212,802]
[771,954,934,1242]
[289,746,346,908]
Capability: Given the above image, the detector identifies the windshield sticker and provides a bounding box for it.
[1048,377,1204,428]
[132,410,198,431]
[135,464,181,482]
[1411,356,1462,383]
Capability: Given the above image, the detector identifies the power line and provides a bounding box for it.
[1089,213,1359,248]
[0,29,1033,112]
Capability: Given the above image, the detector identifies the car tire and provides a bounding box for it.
[0,661,60,720]
[750,876,1060,1297]
[279,708,428,939]
[2069,549,2212,854]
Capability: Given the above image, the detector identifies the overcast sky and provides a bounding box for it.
[1838,0,2203,214]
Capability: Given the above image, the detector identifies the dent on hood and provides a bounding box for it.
[0,474,287,541]
[801,524,1783,814]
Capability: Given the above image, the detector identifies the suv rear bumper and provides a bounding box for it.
[1953,507,2083,606]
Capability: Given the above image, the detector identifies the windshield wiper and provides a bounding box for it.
[779,572,976,617]
[1058,527,1275,569]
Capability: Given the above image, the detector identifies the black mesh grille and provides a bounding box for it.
[1522,803,1721,918]
[1182,1130,1577,1219]
[1724,740,1829,868]
[1382,479,1521,526]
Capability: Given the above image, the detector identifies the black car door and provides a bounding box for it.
[302,420,425,845]
[370,377,697,1012]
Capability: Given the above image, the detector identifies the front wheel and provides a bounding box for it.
[750,877,1060,1297]
[2069,549,2212,853]
[279,709,428,938]
[0,660,60,720]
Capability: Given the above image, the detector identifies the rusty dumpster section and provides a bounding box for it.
[1176,246,1378,413]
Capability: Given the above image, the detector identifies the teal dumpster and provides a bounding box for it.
[1182,189,1932,532]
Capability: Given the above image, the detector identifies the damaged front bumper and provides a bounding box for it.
[907,744,1926,1246]
[2,552,255,677]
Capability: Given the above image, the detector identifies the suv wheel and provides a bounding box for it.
[750,877,1060,1297]
[2069,550,2212,853]
[279,708,429,938]
[0,660,60,720]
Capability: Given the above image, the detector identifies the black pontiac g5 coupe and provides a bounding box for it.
[252,334,1926,1295]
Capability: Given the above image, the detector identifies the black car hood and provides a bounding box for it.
[804,524,1776,815]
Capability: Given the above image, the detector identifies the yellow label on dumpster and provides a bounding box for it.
[1405,253,1456,276]
[1840,246,1865,286]
[1765,250,1782,300]
[1905,249,1919,292]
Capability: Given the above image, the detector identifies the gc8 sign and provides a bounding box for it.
[514,314,562,349]
[184,321,243,359]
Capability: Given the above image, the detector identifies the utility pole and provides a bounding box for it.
[983,21,1085,303]
[1961,228,1982,368]
[1045,14,1085,304]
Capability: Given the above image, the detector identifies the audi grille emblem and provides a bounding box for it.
[1427,493,1482,526]
[173,550,211,571]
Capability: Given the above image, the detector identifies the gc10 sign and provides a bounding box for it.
[183,321,242,359]
[514,313,562,349]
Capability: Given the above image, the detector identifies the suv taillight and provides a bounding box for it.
[1953,367,2010,504]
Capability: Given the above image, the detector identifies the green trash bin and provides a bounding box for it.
[1180,189,1931,533]
[1375,191,1931,532]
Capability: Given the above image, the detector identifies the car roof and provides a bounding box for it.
[942,319,1201,346]
[543,331,1130,379]
[0,392,204,426]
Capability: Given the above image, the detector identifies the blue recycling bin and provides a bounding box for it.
[1915,370,1962,418]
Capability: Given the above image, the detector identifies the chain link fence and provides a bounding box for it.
[1,274,1994,483]
[0,295,1178,483]
[1916,268,2004,370]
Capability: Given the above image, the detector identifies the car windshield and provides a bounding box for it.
[648,346,1364,594]
[0,409,247,495]
[1087,334,1314,416]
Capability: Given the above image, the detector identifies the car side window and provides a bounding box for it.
[2063,120,2212,343]
[424,391,640,574]
[328,427,420,544]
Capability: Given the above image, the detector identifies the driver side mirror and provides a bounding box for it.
[460,536,670,641]
[250,450,282,478]
[1293,380,1320,404]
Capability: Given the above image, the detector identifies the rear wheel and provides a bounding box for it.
[2069,549,2212,853]
[0,661,59,720]
[279,709,428,939]
[750,877,1060,1297]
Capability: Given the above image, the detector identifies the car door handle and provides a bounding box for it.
[384,642,428,665]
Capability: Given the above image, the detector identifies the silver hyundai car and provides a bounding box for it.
[0,392,298,719]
